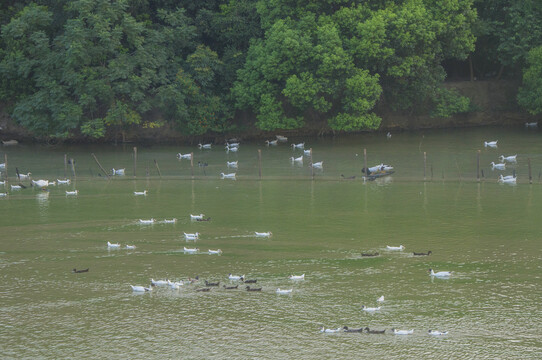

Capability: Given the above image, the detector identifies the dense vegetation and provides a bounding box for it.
[0,0,540,140]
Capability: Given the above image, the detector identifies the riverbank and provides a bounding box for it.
[0,80,538,145]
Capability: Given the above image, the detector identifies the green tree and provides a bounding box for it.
[517,46,542,115]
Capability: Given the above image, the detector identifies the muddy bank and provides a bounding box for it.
[0,80,538,145]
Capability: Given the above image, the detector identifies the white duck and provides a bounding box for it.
[387,132,392,139]
[310,161,323,168]
[291,142,305,149]
[362,305,381,312]
[190,214,205,221]
[386,245,404,251]
[0,163,5,169]
[227,161,238,168]
[525,121,538,127]
[112,168,125,176]
[0,192,7,197]
[130,285,152,292]
[228,274,244,281]
[428,330,448,336]
[11,185,22,190]
[289,274,305,280]
[276,135,288,142]
[65,190,78,196]
[0,180,4,185]
[176,153,192,159]
[429,269,452,277]
[490,162,506,170]
[18,172,31,180]
[107,241,120,248]
[139,218,155,224]
[198,143,212,149]
[134,190,147,196]
[184,232,200,240]
[499,174,516,181]
[377,296,385,303]
[499,154,517,163]
[163,218,177,224]
[125,245,136,250]
[226,146,239,153]
[31,179,50,188]
[276,288,293,294]
[303,149,312,156]
[208,249,222,255]
[290,156,303,163]
[56,179,71,185]
[151,279,169,286]
[320,327,342,333]
[226,142,240,148]
[484,140,498,147]
[499,176,517,184]
[183,247,199,253]
[255,231,272,237]
[220,172,236,179]
[266,139,278,146]
[392,329,414,335]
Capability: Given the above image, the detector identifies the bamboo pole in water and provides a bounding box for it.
[154,159,162,178]
[70,158,76,179]
[424,152,427,181]
[64,154,68,178]
[4,154,7,184]
[476,150,480,181]
[133,147,137,178]
[91,153,111,179]
[190,152,194,179]
[258,149,262,179]
[363,149,367,179]
[310,148,313,179]
[528,158,532,184]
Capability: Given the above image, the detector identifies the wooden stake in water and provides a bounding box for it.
[363,149,367,178]
[528,158,532,184]
[4,154,7,183]
[91,153,111,179]
[64,154,68,178]
[154,159,162,178]
[190,152,194,178]
[310,148,313,179]
[424,152,427,181]
[477,150,480,182]
[133,147,137,178]
[70,158,76,179]
[258,149,262,179]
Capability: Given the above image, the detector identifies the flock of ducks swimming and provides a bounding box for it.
[484,140,520,184]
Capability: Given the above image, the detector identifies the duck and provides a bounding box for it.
[220,172,236,179]
[386,245,404,251]
[289,274,305,280]
[291,142,305,149]
[226,142,240,148]
[18,172,31,180]
[66,190,78,196]
[0,180,5,185]
[205,280,220,287]
[56,179,71,185]
[228,274,244,281]
[310,161,323,168]
[392,328,414,335]
[130,285,152,292]
[139,218,155,224]
[176,153,192,159]
[72,268,89,273]
[525,121,538,127]
[255,231,272,237]
[198,143,212,149]
[11,185,22,190]
[112,168,125,176]
[243,279,257,284]
[386,132,392,139]
[341,174,356,180]
[320,327,342,333]
[276,288,293,294]
[227,161,238,168]
[361,305,381,312]
[223,284,238,290]
[169,282,182,290]
[183,247,199,253]
[365,327,386,334]
[499,174,516,181]
[499,154,517,163]
[198,161,208,167]
[208,249,222,255]
[107,241,120,248]
[190,214,205,221]
[31,179,50,188]
[490,162,506,170]
[276,135,288,142]
[413,250,432,256]
[429,269,452,277]
[265,139,278,146]
[134,190,147,196]
[151,279,169,286]
[184,232,200,240]
[196,217,211,222]
[361,252,379,257]
[428,330,448,336]
[246,286,262,291]
[196,288,211,292]
[0,192,7,197]
[163,218,177,224]
[0,163,5,169]
[484,140,498,147]
[226,146,239,153]
[343,326,364,333]
[377,295,385,303]
[125,245,136,250]
[498,175,517,184]
[290,156,303,163]
[303,149,312,156]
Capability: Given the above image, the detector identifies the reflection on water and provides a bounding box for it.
[0,127,541,359]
